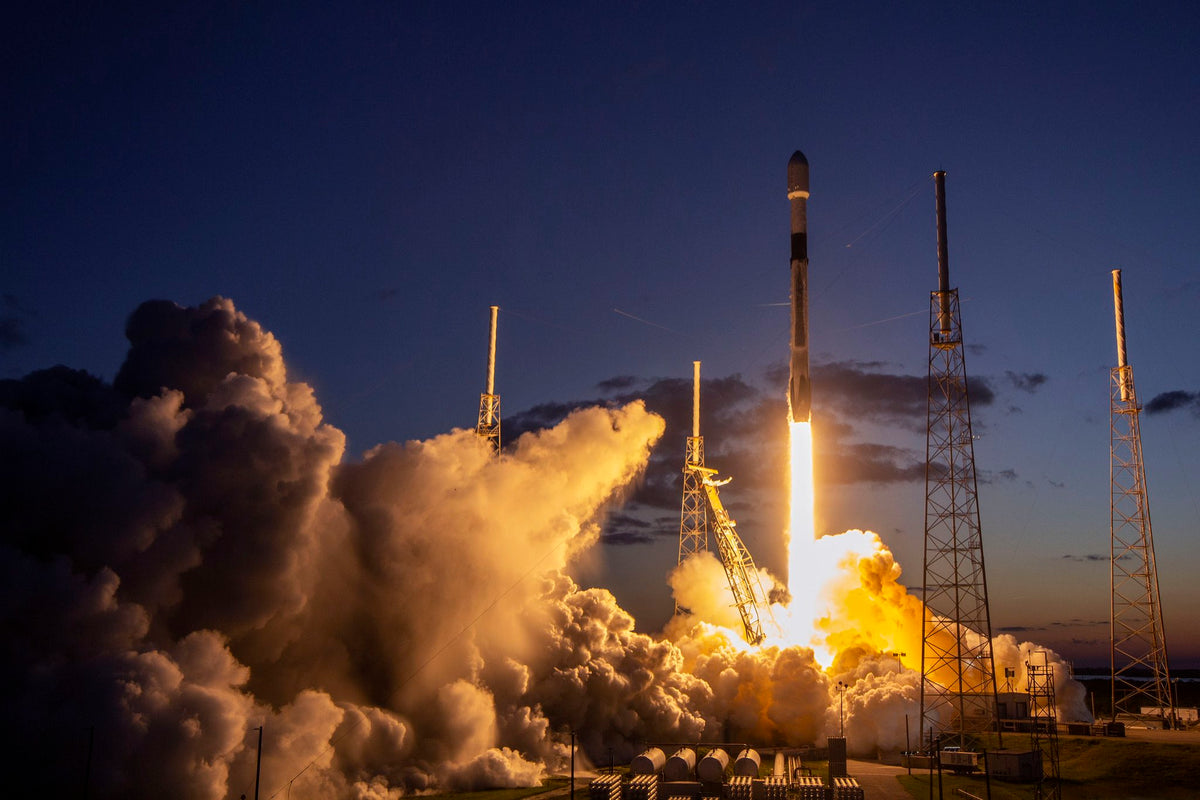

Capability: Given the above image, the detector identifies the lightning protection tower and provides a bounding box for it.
[1109,269,1174,724]
[919,171,1000,751]
[475,305,501,454]
[676,361,709,614]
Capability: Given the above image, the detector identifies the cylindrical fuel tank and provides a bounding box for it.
[697,748,730,783]
[733,748,761,777]
[630,747,666,776]
[663,748,696,781]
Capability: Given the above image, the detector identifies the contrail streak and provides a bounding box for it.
[612,308,682,334]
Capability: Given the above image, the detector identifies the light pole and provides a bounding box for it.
[891,651,907,672]
[837,680,846,737]
[905,713,911,775]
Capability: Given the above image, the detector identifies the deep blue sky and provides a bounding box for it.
[5,2,1199,665]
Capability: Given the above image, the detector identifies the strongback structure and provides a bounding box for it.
[676,361,770,644]
[695,464,769,645]
[1109,269,1174,723]
[677,361,709,614]
[475,305,501,453]
[919,171,1000,750]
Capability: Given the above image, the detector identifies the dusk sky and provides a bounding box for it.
[6,3,1199,667]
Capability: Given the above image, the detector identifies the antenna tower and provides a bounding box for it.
[1027,651,1062,800]
[476,305,501,453]
[919,171,1000,750]
[677,361,709,613]
[1109,269,1174,723]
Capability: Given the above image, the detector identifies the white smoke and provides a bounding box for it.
[0,297,1091,797]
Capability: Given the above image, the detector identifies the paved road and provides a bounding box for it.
[846,760,912,800]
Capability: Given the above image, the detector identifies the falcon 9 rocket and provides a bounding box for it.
[787,151,811,423]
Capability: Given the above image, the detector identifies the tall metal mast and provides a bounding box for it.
[677,360,709,615]
[1109,269,1174,724]
[919,171,1000,750]
[476,305,501,453]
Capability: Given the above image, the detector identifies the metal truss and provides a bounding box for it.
[676,435,709,615]
[476,393,500,454]
[694,464,768,645]
[1110,365,1174,722]
[919,288,1000,750]
[1028,652,1061,800]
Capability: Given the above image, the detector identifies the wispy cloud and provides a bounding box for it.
[1145,390,1200,417]
[1005,371,1048,393]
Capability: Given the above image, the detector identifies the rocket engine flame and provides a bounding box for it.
[0,297,1092,799]
[772,420,829,659]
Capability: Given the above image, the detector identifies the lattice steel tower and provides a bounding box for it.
[475,305,501,454]
[1028,651,1062,800]
[1109,269,1174,723]
[676,361,708,614]
[919,171,1000,750]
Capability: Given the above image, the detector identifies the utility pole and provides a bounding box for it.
[254,726,263,800]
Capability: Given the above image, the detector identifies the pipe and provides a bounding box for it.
[1112,270,1130,401]
[485,305,498,396]
[934,171,952,337]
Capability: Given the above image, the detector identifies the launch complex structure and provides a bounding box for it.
[470,151,1177,756]
[1108,270,1175,724]
[676,361,773,645]
[918,171,1001,751]
[476,305,501,454]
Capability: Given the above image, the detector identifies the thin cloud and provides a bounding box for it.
[1145,390,1200,417]
[1005,371,1048,393]
[812,360,995,431]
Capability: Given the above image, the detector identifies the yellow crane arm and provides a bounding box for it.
[692,466,771,645]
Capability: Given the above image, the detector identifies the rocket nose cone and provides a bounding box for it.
[788,150,809,195]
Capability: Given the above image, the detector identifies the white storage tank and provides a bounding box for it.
[631,747,667,776]
[663,748,696,781]
[733,748,761,777]
[697,747,730,783]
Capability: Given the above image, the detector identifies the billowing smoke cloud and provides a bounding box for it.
[1,297,1090,797]
[1,297,670,798]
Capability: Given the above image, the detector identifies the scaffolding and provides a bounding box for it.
[919,171,1000,751]
[1028,652,1061,800]
[677,362,709,615]
[1109,269,1174,723]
